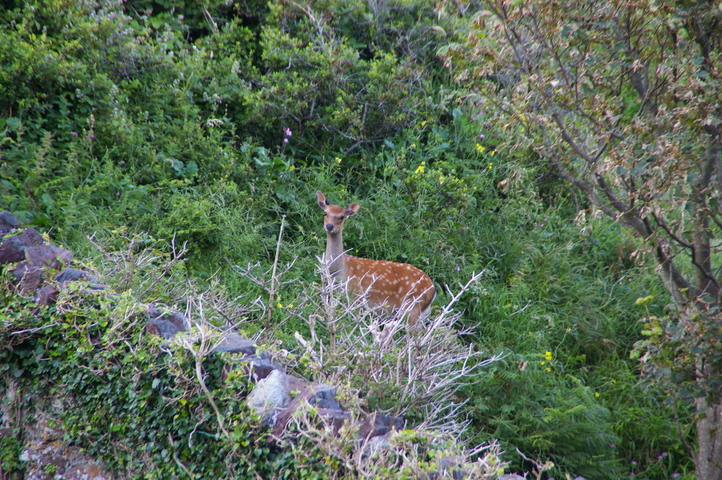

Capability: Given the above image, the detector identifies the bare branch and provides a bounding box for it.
[294,262,503,431]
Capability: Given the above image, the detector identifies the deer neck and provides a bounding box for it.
[325,231,347,279]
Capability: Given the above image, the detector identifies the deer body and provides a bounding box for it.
[317,191,436,325]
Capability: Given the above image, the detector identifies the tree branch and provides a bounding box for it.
[651,212,721,294]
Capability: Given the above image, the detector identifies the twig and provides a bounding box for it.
[10,323,58,335]
[168,433,195,479]
[202,7,218,34]
[515,448,554,480]
[184,325,230,441]
[266,215,286,329]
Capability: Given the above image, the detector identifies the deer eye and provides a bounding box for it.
[339,216,345,220]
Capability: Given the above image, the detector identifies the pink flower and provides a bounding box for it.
[285,128,292,137]
[70,132,78,136]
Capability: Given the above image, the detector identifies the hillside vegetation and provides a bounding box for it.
[0,0,704,479]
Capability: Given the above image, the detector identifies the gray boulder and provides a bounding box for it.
[147,305,189,333]
[213,332,257,355]
[246,369,291,427]
[0,211,20,235]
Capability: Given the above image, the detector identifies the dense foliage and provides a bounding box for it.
[0,279,270,478]
[0,0,703,478]
[441,0,722,477]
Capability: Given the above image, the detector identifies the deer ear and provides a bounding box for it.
[316,191,328,209]
[346,203,360,216]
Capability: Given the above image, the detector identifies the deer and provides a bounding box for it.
[316,191,436,326]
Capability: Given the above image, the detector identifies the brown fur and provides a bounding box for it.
[317,191,436,326]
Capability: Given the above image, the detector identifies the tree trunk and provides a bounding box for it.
[696,358,722,480]
[695,399,722,479]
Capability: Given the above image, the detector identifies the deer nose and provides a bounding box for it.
[325,224,334,231]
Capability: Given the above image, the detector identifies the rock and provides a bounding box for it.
[28,269,103,313]
[146,318,185,339]
[357,412,405,440]
[240,352,283,382]
[26,244,73,269]
[147,305,188,333]
[0,228,45,265]
[12,244,73,295]
[315,408,352,431]
[10,261,30,283]
[0,236,29,265]
[36,285,60,308]
[309,384,340,409]
[214,334,279,383]
[53,268,106,295]
[213,332,257,355]
[221,355,278,386]
[286,374,312,393]
[360,431,392,459]
[272,384,343,435]
[273,404,352,438]
[438,455,466,480]
[13,264,43,296]
[246,369,290,427]
[55,268,96,283]
[290,384,341,411]
[0,211,20,234]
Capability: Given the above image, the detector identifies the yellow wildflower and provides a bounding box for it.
[414,161,426,174]
[277,303,283,309]
[476,143,486,153]
[289,165,295,171]
[545,351,553,361]
[335,157,342,164]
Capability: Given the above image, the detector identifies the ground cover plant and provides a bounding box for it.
[0,0,705,478]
